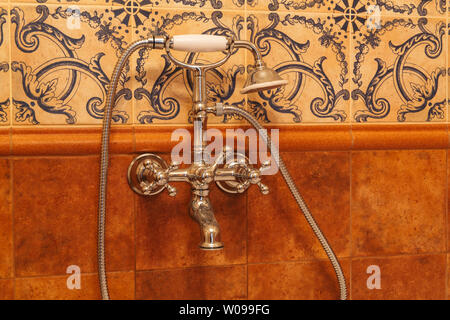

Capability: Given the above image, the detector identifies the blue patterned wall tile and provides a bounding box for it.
[0,7,9,126]
[244,12,351,123]
[12,0,243,10]
[10,4,133,125]
[351,16,447,122]
[245,0,447,17]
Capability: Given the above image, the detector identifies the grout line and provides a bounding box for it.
[128,4,138,294]
[6,1,250,19]
[446,149,448,299]
[446,11,449,300]
[135,263,248,274]
[244,251,450,266]
[133,196,137,300]
[3,1,448,21]
[133,163,138,300]
[8,126,11,155]
[245,180,249,299]
[9,157,15,299]
[13,269,134,281]
[349,10,354,148]
[244,1,248,301]
[129,251,450,276]
[348,22,353,300]
[132,125,136,153]
[349,151,352,300]
[237,7,447,19]
[8,122,450,129]
[10,249,446,281]
[130,6,136,128]
[446,11,448,126]
[8,2,12,129]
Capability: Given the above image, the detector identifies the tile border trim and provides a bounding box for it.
[0,124,447,156]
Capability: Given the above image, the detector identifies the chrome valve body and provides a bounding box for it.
[127,39,272,249]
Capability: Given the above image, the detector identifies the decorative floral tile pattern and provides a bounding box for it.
[12,0,244,10]
[246,0,446,18]
[0,1,446,125]
[363,0,447,18]
[0,7,9,126]
[351,16,447,122]
[245,12,351,123]
[10,4,133,125]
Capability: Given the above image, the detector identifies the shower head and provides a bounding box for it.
[232,40,288,94]
[241,64,288,94]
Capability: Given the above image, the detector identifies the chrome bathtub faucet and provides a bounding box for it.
[126,35,285,250]
[99,34,347,300]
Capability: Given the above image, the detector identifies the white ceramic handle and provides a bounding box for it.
[171,34,229,52]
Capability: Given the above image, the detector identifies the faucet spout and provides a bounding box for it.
[190,192,223,250]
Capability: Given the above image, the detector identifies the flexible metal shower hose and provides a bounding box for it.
[219,105,348,300]
[98,38,156,300]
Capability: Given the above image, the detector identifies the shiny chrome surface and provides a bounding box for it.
[190,192,223,250]
[127,36,290,253]
[215,154,270,195]
[101,33,346,300]
[241,63,288,94]
[128,147,269,249]
[127,153,169,196]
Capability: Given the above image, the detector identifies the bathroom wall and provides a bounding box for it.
[0,0,449,300]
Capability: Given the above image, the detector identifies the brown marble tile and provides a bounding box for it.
[448,254,449,300]
[352,254,446,300]
[448,154,450,254]
[352,150,446,256]
[136,265,246,300]
[247,151,350,263]
[0,279,13,300]
[248,259,350,300]
[134,125,352,154]
[12,127,133,156]
[352,124,448,150]
[14,156,135,277]
[275,125,352,151]
[134,126,193,154]
[136,159,247,270]
[15,271,134,300]
[0,159,12,278]
[0,128,9,155]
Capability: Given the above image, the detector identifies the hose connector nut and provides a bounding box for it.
[215,103,224,116]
